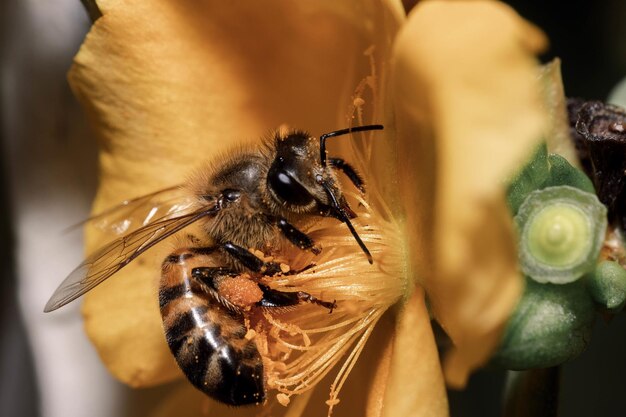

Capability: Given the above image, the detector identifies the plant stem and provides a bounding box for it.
[502,367,560,417]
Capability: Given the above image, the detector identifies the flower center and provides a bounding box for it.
[527,203,590,267]
[516,185,608,284]
[252,191,406,411]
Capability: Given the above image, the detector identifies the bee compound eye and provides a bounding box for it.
[267,165,314,207]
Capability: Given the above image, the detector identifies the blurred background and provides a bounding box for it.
[1,1,624,416]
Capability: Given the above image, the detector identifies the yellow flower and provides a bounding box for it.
[68,0,547,415]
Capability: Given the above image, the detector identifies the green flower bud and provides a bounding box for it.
[543,154,595,193]
[506,145,595,215]
[587,260,626,313]
[507,143,550,214]
[516,186,607,284]
[494,278,595,370]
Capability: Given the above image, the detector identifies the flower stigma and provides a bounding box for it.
[516,186,608,284]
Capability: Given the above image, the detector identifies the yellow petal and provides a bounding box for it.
[69,0,406,396]
[148,380,317,417]
[389,0,548,387]
[367,288,448,417]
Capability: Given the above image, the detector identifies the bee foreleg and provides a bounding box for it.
[222,241,284,276]
[266,215,321,255]
[329,157,365,193]
[256,284,336,313]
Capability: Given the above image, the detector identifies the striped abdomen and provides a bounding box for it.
[160,250,265,405]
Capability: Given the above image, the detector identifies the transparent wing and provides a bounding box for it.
[44,206,218,312]
[72,185,196,236]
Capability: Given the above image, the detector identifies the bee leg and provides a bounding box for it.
[190,266,238,290]
[222,242,284,276]
[266,215,321,254]
[257,284,336,313]
[329,157,365,193]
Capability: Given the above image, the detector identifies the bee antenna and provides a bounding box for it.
[319,124,384,167]
[320,181,373,264]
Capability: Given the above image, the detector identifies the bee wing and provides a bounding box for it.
[44,206,218,312]
[73,185,196,236]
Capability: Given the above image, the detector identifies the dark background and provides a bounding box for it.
[509,0,626,100]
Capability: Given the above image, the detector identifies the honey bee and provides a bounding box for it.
[44,125,383,406]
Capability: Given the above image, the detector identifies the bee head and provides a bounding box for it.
[266,125,383,263]
[267,131,338,214]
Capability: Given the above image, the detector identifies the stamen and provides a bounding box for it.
[253,191,406,413]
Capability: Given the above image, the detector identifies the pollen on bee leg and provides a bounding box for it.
[215,274,263,308]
